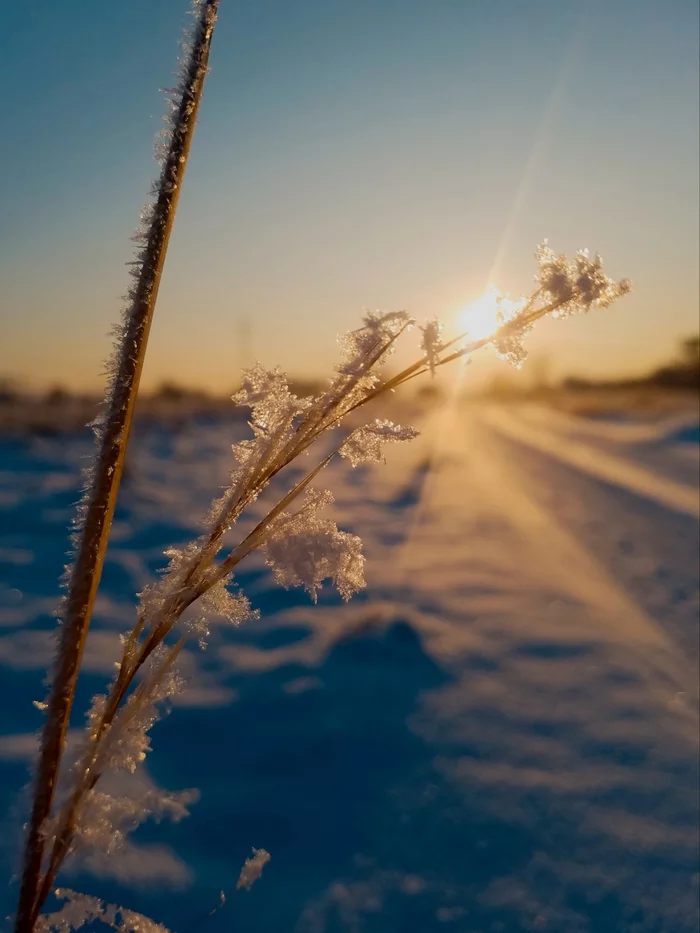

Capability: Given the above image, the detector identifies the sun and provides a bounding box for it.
[458,287,527,342]
[457,286,502,341]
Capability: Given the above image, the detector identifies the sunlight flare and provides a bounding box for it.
[458,287,528,342]
[458,286,502,341]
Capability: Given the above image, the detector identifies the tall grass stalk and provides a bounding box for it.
[14,3,220,930]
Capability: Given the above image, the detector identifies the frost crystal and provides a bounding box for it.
[536,241,631,316]
[88,650,185,777]
[236,847,271,891]
[482,244,630,368]
[420,318,444,376]
[340,420,419,467]
[184,614,211,651]
[106,907,172,933]
[188,576,258,647]
[233,364,308,433]
[138,542,202,632]
[293,310,414,438]
[37,890,103,933]
[264,489,365,601]
[493,331,529,368]
[489,294,530,367]
[199,577,256,625]
[44,651,194,867]
[71,785,198,859]
[202,363,314,535]
[338,310,413,378]
[38,889,172,933]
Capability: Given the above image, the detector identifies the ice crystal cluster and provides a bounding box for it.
[536,241,632,314]
[38,849,270,932]
[485,241,630,368]
[236,848,272,891]
[420,318,445,376]
[38,845,270,933]
[340,420,420,467]
[37,889,172,933]
[29,243,629,931]
[263,488,366,601]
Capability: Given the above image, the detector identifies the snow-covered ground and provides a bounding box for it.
[1,400,698,932]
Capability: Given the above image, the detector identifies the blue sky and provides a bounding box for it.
[0,0,698,392]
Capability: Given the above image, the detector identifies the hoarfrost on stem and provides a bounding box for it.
[263,488,365,601]
[536,240,631,315]
[69,784,198,860]
[89,649,185,776]
[337,310,414,379]
[187,576,257,647]
[491,293,532,368]
[340,420,420,467]
[233,363,310,434]
[38,889,173,933]
[198,577,256,626]
[29,242,630,917]
[420,318,444,376]
[36,890,104,933]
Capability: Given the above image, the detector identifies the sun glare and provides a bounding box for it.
[458,286,502,341]
[458,287,528,342]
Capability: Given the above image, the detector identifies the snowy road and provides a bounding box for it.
[0,403,698,931]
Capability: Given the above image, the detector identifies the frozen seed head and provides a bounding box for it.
[420,318,444,376]
[536,240,631,315]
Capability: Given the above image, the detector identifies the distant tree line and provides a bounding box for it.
[563,335,699,392]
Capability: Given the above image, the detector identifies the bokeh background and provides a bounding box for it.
[1,0,698,394]
[1,3,698,932]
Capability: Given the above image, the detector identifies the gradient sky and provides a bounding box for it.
[1,0,698,393]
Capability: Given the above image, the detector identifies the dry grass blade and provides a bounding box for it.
[13,3,221,930]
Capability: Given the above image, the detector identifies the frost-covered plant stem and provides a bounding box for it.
[35,640,186,911]
[14,4,221,931]
[21,229,628,932]
[29,247,631,924]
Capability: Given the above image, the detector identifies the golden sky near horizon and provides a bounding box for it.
[1,0,698,393]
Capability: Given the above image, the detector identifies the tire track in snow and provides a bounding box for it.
[431,409,696,697]
[513,400,699,446]
[481,404,699,519]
